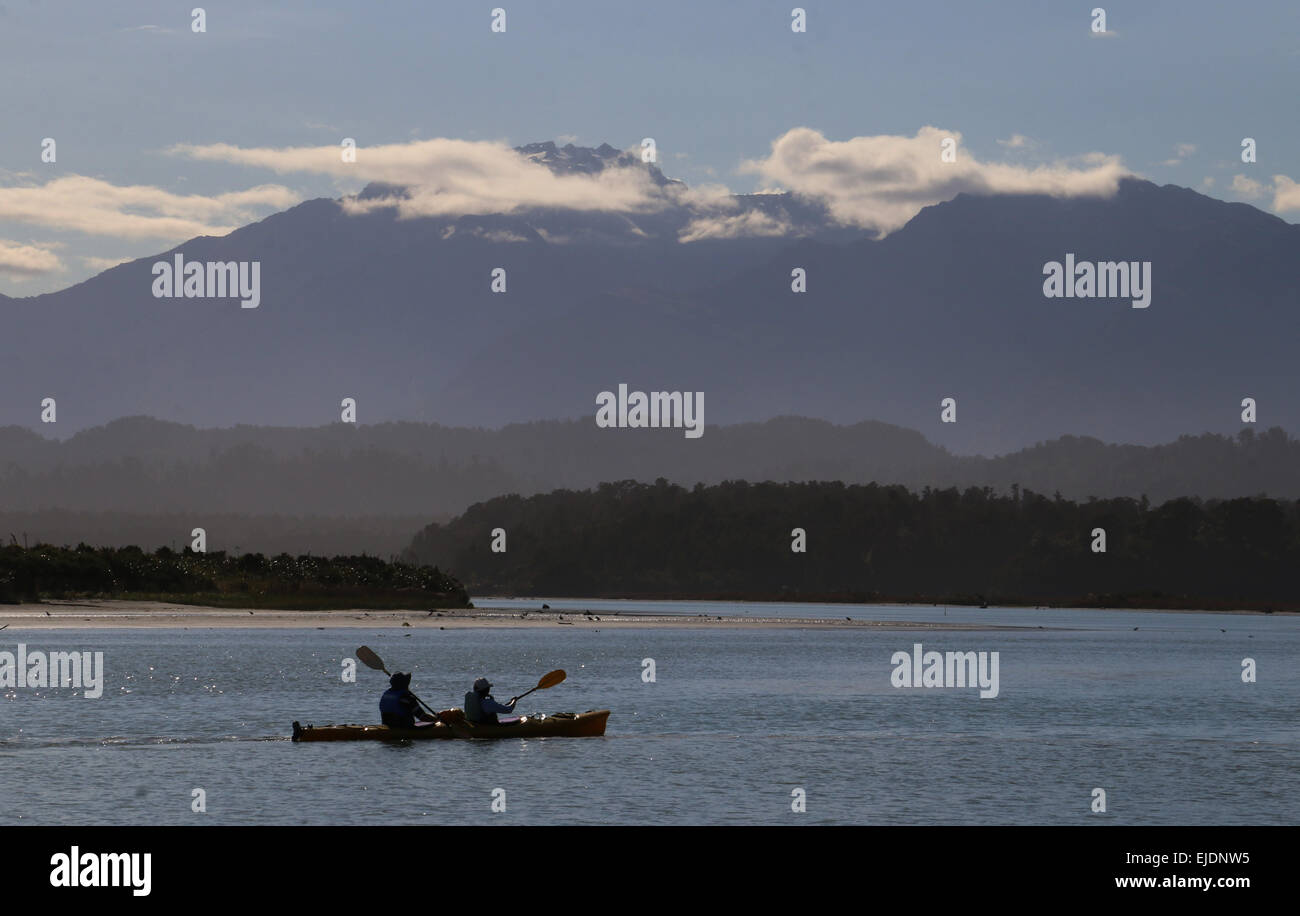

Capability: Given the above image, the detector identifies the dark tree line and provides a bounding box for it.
[0,543,468,609]
[404,480,1300,610]
[0,511,429,560]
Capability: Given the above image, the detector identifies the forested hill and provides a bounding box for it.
[404,480,1300,611]
[3,418,1300,519]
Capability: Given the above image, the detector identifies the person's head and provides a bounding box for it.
[473,677,491,696]
[390,672,411,690]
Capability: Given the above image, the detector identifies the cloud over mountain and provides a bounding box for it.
[171,138,669,219]
[1271,175,1300,212]
[739,127,1131,236]
[168,130,1136,240]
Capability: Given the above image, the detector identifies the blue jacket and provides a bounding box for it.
[380,687,418,728]
[464,691,514,724]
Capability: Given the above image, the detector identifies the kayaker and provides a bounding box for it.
[464,677,516,725]
[380,672,435,728]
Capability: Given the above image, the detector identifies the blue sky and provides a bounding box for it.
[1,0,1296,294]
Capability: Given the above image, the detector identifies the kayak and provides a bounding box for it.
[291,709,610,742]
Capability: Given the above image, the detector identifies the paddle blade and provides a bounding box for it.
[356,646,388,672]
[537,669,566,690]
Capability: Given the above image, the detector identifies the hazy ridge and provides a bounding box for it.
[2,415,1296,555]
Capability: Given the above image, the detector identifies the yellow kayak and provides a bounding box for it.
[291,709,610,742]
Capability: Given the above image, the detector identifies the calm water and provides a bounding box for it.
[2,603,1297,825]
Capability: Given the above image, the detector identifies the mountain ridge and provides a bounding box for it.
[2,145,1296,453]
[2,415,1296,515]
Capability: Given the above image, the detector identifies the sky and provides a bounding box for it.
[1,0,1297,294]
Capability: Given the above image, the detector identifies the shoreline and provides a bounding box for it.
[473,596,1296,617]
[473,592,1294,613]
[0,599,1036,631]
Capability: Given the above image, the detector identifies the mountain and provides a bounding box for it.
[2,143,1296,454]
[517,141,680,185]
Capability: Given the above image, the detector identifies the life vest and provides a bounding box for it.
[464,690,496,724]
[380,687,415,727]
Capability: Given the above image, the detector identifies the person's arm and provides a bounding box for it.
[481,696,516,715]
[401,692,436,721]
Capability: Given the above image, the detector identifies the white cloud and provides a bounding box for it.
[1272,175,1300,212]
[996,134,1031,149]
[679,210,794,242]
[738,127,1130,237]
[1227,173,1300,213]
[1231,174,1265,198]
[469,228,532,243]
[0,240,63,277]
[673,182,741,211]
[170,138,667,219]
[0,175,299,240]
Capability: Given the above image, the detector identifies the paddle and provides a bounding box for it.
[508,669,566,705]
[356,645,441,721]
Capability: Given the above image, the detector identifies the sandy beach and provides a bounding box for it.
[0,599,1027,631]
